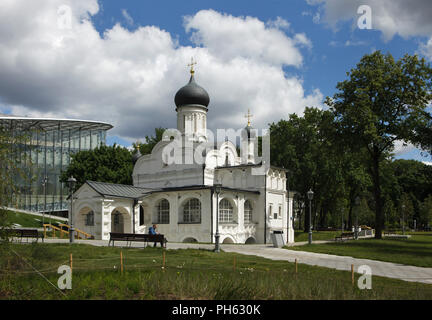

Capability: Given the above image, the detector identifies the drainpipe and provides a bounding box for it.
[264,174,267,244]
[202,163,206,185]
[210,187,214,243]
[133,198,137,234]
[286,171,290,244]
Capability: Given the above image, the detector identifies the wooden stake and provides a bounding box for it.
[351,264,354,286]
[163,251,166,269]
[70,253,73,271]
[120,251,123,274]
[295,259,298,274]
[233,256,236,271]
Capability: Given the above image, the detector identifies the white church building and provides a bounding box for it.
[71,66,294,245]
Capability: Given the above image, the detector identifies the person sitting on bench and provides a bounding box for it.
[148,224,163,247]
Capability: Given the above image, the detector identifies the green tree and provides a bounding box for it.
[0,127,29,242]
[386,160,432,206]
[270,107,346,231]
[61,144,134,191]
[334,140,372,229]
[327,51,432,238]
[419,195,432,230]
[132,127,165,155]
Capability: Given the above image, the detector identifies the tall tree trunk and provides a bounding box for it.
[348,204,353,229]
[372,150,384,239]
[319,206,326,228]
[304,202,311,233]
[298,208,302,230]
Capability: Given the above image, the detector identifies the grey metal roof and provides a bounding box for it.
[86,181,260,198]
[215,163,288,172]
[0,115,113,132]
[154,185,260,195]
[86,181,151,199]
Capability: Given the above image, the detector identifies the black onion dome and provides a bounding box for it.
[245,125,252,139]
[175,74,210,108]
[243,124,255,140]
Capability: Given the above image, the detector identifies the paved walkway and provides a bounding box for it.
[38,238,432,285]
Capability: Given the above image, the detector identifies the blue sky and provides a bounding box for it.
[97,0,429,162]
[91,0,421,99]
[0,0,431,163]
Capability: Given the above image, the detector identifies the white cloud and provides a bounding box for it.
[184,9,304,67]
[423,161,432,166]
[267,17,291,30]
[294,33,313,49]
[307,0,432,59]
[0,2,321,143]
[419,37,432,60]
[393,140,416,156]
[121,9,134,26]
[344,40,367,47]
[312,12,321,24]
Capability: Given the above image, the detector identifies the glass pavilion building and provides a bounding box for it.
[0,115,113,216]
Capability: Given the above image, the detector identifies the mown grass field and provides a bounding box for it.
[0,242,431,300]
[287,232,432,268]
[6,210,65,228]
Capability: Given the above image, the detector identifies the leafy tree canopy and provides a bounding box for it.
[60,144,133,191]
[326,51,432,238]
[132,127,165,155]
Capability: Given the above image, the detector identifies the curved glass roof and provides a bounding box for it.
[0,114,113,132]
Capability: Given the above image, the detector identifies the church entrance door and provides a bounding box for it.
[111,211,124,233]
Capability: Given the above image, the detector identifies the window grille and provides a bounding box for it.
[155,199,170,224]
[244,200,253,223]
[219,199,233,223]
[183,198,201,223]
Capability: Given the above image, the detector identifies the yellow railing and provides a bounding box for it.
[43,224,93,240]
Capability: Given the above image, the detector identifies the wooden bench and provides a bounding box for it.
[109,232,167,248]
[334,232,354,242]
[4,229,44,243]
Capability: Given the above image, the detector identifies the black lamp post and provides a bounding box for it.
[68,176,77,243]
[214,183,222,253]
[307,189,314,244]
[355,196,360,240]
[402,204,406,235]
[341,207,344,233]
[41,176,48,225]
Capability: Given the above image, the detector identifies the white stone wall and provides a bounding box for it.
[138,189,212,243]
[176,105,207,141]
[74,148,294,244]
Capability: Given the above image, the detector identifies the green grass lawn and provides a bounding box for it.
[287,232,432,268]
[294,230,341,242]
[6,210,65,228]
[0,243,431,300]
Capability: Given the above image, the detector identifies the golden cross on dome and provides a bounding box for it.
[245,109,253,127]
[187,57,197,75]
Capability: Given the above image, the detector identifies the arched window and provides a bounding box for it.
[154,199,170,224]
[85,210,94,226]
[219,199,233,223]
[182,198,201,223]
[139,206,145,226]
[244,200,253,223]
